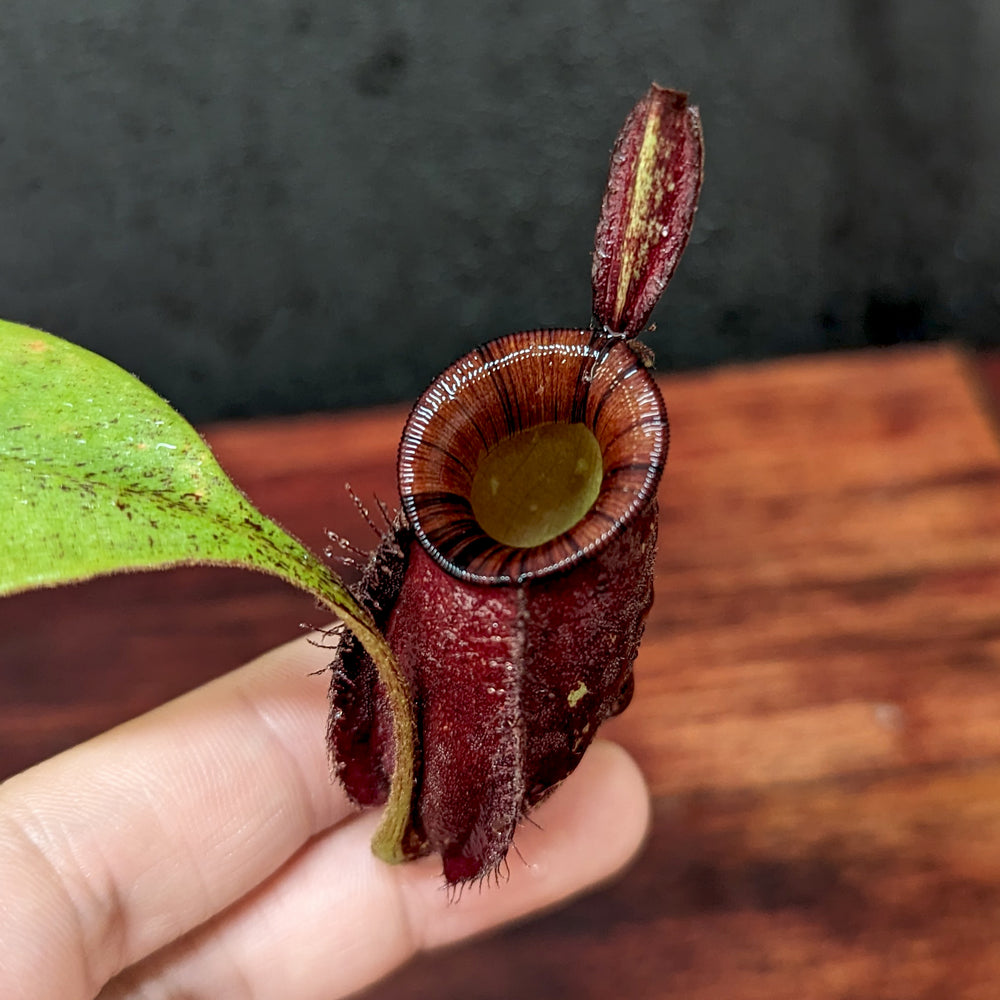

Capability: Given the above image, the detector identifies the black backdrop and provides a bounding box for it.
[3,1,997,420]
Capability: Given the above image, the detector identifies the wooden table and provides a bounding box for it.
[3,345,1000,998]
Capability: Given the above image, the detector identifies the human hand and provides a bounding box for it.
[0,631,650,999]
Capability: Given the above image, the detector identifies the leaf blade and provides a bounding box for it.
[0,319,419,863]
[0,320,363,619]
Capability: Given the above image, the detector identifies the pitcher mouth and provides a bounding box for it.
[397,328,668,585]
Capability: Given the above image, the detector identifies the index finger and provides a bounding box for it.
[0,629,348,999]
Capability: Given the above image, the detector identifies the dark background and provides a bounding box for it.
[2,1,997,421]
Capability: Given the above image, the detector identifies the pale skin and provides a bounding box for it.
[0,630,651,999]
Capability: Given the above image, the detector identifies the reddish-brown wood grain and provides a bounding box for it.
[2,345,1000,999]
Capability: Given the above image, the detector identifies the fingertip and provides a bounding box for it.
[398,739,651,951]
[570,739,653,872]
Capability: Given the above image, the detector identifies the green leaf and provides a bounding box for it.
[0,318,417,863]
